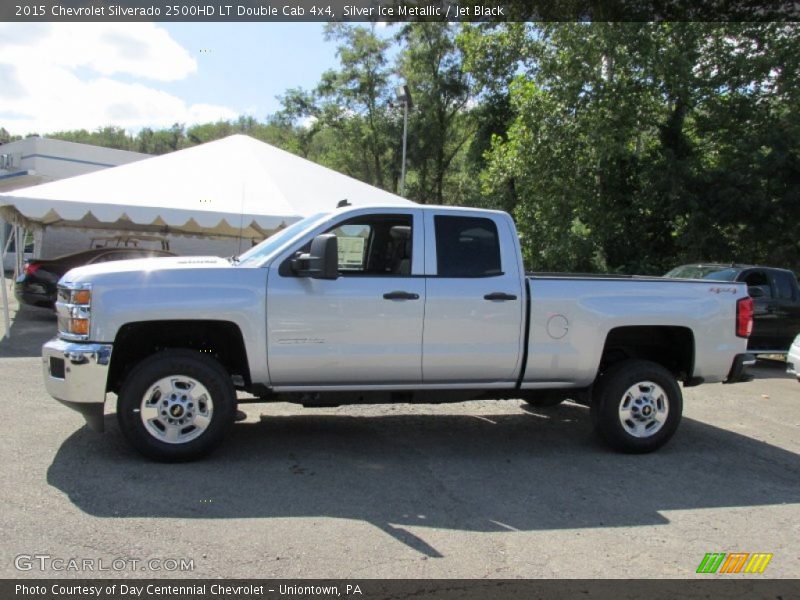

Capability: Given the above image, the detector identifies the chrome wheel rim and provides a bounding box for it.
[137,375,214,444]
[618,381,669,438]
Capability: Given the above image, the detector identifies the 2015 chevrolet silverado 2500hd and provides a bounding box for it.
[42,205,754,461]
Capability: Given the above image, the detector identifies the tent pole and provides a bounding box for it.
[1,221,10,339]
[3,223,12,258]
[15,225,24,277]
[33,227,43,258]
[13,226,19,277]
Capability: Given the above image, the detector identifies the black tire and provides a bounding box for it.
[117,350,236,462]
[590,359,682,453]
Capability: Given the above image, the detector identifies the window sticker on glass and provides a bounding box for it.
[338,236,366,270]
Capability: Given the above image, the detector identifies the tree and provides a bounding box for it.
[0,127,21,144]
[281,24,398,190]
[458,23,529,212]
[50,126,134,151]
[396,23,473,204]
[467,23,800,273]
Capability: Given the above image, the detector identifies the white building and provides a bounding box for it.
[0,136,148,191]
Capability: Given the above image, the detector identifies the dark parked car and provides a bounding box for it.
[665,264,800,354]
[15,247,175,309]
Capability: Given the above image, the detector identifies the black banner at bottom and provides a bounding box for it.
[3,579,800,600]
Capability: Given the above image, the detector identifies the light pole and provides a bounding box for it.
[395,84,412,197]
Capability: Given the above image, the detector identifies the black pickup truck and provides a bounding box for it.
[666,264,800,354]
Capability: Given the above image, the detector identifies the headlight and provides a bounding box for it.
[71,289,91,305]
[56,283,92,340]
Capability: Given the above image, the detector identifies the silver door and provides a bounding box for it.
[266,210,425,386]
[422,211,525,383]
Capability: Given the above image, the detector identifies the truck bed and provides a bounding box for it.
[521,276,748,388]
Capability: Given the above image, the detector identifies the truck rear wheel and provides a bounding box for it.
[590,359,682,453]
[117,350,236,461]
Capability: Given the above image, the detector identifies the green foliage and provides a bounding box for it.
[0,128,21,144]
[17,23,798,275]
[50,126,136,151]
[396,23,473,204]
[457,23,532,214]
[278,24,399,189]
[467,23,800,274]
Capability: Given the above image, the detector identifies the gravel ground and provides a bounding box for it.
[1,276,798,579]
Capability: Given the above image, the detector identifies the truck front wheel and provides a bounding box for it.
[117,350,236,461]
[590,359,682,453]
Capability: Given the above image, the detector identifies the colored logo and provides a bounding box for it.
[696,552,773,574]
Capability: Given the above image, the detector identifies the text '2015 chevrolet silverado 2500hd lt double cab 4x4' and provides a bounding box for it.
[42,205,754,461]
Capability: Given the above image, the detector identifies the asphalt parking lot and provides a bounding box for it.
[1,278,798,579]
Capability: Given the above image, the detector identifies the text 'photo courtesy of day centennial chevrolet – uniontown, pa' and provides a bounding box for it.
[16,583,364,597]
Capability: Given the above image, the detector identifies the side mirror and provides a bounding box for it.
[747,285,765,299]
[291,234,339,280]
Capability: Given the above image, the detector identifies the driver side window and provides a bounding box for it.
[281,214,413,277]
[326,215,413,276]
[330,224,372,273]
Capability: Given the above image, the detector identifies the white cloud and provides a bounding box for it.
[299,115,318,130]
[0,23,237,135]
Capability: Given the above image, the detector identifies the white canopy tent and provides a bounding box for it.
[0,134,413,337]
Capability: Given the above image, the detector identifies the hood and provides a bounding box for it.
[60,255,231,284]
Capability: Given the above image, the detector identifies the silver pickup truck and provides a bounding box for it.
[42,205,754,460]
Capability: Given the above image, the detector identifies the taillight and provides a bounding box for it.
[736,296,754,338]
[23,262,41,276]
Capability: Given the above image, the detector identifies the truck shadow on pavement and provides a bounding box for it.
[46,404,800,557]
[749,357,795,380]
[0,305,55,358]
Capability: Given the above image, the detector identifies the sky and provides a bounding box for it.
[0,22,386,136]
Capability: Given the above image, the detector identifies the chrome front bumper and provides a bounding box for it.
[42,338,112,431]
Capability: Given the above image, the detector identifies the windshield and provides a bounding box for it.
[235,213,328,266]
[664,265,739,281]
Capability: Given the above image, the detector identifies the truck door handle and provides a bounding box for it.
[484,292,517,301]
[383,291,419,300]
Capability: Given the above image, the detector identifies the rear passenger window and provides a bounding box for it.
[742,271,773,299]
[772,271,797,300]
[434,216,502,277]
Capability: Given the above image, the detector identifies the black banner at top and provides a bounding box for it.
[3,0,800,22]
